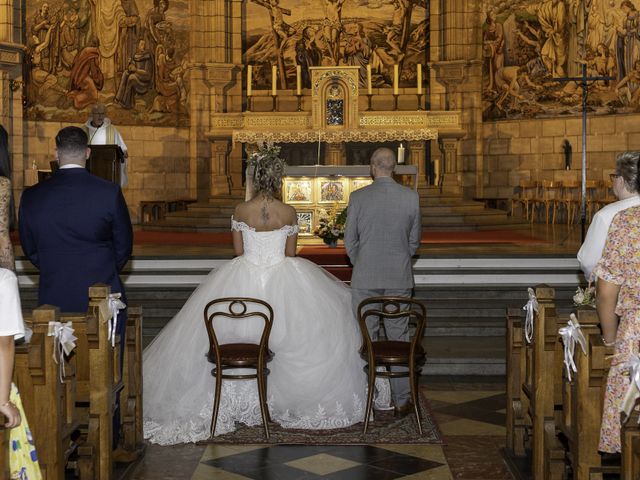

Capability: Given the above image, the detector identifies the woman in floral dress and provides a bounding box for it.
[594,203,640,453]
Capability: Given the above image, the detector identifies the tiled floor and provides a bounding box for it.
[130,377,514,480]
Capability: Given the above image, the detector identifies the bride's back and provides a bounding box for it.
[234,196,296,232]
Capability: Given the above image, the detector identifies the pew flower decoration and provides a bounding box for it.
[47,321,77,383]
[621,353,640,424]
[558,313,587,382]
[573,285,596,308]
[107,293,127,348]
[523,287,539,344]
[314,204,347,246]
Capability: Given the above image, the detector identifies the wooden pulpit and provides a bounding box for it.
[87,145,123,184]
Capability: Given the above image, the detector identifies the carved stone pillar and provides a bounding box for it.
[0,0,11,43]
[438,136,461,187]
[431,60,469,110]
[210,140,232,196]
[408,141,427,187]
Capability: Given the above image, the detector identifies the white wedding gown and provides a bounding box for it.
[143,219,375,445]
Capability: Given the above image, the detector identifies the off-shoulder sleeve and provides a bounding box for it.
[593,211,628,285]
[231,217,254,232]
[283,224,299,237]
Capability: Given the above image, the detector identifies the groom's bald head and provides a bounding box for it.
[370,148,396,178]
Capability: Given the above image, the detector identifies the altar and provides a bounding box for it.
[207,65,465,198]
[283,165,417,238]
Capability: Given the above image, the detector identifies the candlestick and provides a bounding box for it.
[434,159,440,186]
[367,64,372,95]
[393,64,398,95]
[247,65,252,97]
[271,65,277,96]
[398,143,405,164]
[417,63,422,95]
[296,65,301,95]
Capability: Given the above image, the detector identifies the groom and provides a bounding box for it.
[344,147,422,415]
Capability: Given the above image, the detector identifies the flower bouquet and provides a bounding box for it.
[573,285,596,308]
[314,204,347,247]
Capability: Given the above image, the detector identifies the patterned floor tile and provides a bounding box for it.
[284,453,361,475]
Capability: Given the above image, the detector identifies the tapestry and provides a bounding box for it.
[243,0,429,92]
[482,0,640,120]
[25,0,190,126]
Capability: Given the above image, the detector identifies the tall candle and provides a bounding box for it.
[247,65,252,97]
[367,64,372,95]
[271,65,277,96]
[398,143,405,164]
[393,64,399,95]
[296,65,301,95]
[417,64,422,95]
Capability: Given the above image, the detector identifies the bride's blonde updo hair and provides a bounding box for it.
[248,143,286,198]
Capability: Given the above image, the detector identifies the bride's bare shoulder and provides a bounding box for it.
[233,201,250,221]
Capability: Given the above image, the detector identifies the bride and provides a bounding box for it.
[143,145,370,445]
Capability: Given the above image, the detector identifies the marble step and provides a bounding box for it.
[422,336,505,375]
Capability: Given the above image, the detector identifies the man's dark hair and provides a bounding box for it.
[55,126,88,157]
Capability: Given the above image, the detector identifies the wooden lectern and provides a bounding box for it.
[87,145,124,184]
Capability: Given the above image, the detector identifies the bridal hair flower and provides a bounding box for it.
[573,285,596,308]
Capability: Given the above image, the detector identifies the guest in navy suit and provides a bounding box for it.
[18,126,132,313]
[18,126,136,461]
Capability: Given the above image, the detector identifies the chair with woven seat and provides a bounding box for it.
[204,297,274,438]
[357,296,427,435]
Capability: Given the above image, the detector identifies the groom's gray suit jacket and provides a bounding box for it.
[344,176,421,289]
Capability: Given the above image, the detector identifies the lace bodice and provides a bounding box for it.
[231,218,298,267]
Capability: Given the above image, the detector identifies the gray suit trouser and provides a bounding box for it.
[351,287,412,407]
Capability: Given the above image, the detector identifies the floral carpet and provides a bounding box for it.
[201,393,443,446]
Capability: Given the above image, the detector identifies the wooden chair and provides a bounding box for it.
[204,297,274,439]
[591,180,615,217]
[357,296,426,435]
[511,180,539,219]
[559,179,580,224]
[531,180,563,224]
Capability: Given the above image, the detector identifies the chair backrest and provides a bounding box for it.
[203,298,274,364]
[357,297,426,360]
[540,179,563,200]
[518,180,538,199]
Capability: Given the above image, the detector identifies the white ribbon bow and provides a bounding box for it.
[47,321,77,382]
[107,293,126,348]
[523,288,539,344]
[558,313,587,382]
[621,353,640,424]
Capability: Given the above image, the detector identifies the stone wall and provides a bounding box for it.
[481,114,640,199]
[21,121,191,223]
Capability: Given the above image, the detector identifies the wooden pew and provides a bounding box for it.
[520,285,565,479]
[0,416,8,479]
[622,407,640,480]
[121,306,143,451]
[13,306,92,479]
[553,307,609,479]
[71,284,124,480]
[506,307,526,458]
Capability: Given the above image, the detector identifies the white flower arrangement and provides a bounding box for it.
[573,285,596,308]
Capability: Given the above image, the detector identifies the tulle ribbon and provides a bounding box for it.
[523,287,539,344]
[558,313,587,382]
[106,293,126,348]
[621,353,640,424]
[47,321,77,382]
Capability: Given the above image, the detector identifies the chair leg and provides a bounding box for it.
[261,370,271,423]
[363,365,377,434]
[409,364,422,436]
[210,367,223,438]
[256,366,270,439]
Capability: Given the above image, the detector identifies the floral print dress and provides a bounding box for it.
[593,205,640,453]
